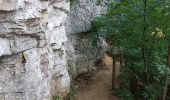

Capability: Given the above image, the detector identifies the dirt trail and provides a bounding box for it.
[76,54,118,100]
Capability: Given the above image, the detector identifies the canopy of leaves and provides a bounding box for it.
[92,0,170,99]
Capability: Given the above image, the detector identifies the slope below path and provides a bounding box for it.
[76,54,118,100]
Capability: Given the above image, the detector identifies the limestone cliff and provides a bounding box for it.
[0,0,106,99]
[0,0,70,100]
[66,0,107,77]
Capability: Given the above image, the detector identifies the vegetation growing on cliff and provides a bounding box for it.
[52,84,77,100]
[92,0,170,99]
[70,0,78,5]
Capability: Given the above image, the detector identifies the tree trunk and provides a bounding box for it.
[112,56,116,89]
[162,75,168,100]
[161,44,170,100]
[120,53,123,72]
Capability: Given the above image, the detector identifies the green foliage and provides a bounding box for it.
[116,88,134,100]
[63,84,78,100]
[65,85,77,100]
[52,84,77,100]
[52,95,63,100]
[70,0,78,6]
[92,0,170,99]
[40,0,48,1]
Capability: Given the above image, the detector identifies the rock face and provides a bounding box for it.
[66,33,97,77]
[0,0,107,99]
[66,0,107,34]
[66,0,107,77]
[0,0,70,100]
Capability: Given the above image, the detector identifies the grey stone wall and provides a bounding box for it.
[0,0,70,99]
[65,33,97,77]
[0,0,107,99]
[66,0,107,34]
[66,0,107,77]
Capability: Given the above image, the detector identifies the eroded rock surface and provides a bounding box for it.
[0,0,70,100]
[0,0,107,99]
[66,0,107,34]
[66,0,107,77]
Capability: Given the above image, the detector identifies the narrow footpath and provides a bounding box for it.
[76,54,118,100]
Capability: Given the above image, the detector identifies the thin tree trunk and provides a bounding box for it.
[112,56,116,89]
[162,75,168,100]
[120,53,123,72]
[142,0,149,83]
[162,44,170,100]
